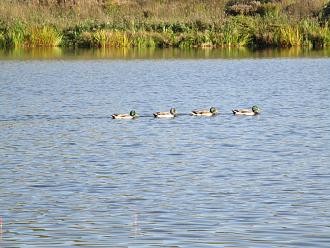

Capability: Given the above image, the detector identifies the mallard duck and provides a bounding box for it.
[232,105,261,116]
[153,108,177,118]
[112,110,139,119]
[191,107,218,116]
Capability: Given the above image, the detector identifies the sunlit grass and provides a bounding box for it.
[27,26,62,47]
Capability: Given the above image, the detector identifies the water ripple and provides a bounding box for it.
[1,58,330,247]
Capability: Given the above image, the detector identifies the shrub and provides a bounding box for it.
[323,1,330,20]
[225,0,276,16]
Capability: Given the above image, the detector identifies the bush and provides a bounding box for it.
[225,0,276,16]
[323,1,330,20]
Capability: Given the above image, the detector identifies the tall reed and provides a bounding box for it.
[26,26,62,47]
[4,21,26,48]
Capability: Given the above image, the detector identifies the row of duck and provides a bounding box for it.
[112,105,261,119]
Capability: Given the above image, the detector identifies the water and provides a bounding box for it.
[1,48,330,247]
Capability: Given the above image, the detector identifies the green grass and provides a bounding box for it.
[27,26,62,47]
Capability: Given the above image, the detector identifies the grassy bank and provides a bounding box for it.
[1,0,330,49]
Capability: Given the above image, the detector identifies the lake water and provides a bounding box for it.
[1,48,330,247]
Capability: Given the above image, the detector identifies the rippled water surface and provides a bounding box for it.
[1,49,330,247]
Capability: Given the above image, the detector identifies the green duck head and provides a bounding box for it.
[170,108,176,115]
[130,110,137,117]
[252,105,261,113]
[210,107,217,114]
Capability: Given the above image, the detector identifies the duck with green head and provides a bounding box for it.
[232,105,261,116]
[191,107,218,116]
[112,110,139,119]
[153,108,177,118]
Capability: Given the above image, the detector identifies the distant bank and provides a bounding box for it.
[1,0,330,49]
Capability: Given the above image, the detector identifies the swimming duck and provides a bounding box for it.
[191,107,218,116]
[112,110,139,119]
[232,105,261,116]
[153,108,177,118]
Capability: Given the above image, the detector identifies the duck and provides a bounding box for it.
[112,110,139,119]
[232,105,261,116]
[153,108,177,118]
[191,107,218,116]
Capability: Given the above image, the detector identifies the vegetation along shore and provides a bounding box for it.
[1,0,330,49]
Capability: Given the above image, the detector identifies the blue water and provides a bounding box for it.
[1,52,330,247]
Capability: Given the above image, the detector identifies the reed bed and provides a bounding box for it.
[0,0,329,49]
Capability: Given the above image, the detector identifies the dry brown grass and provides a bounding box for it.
[1,0,328,29]
[0,0,228,27]
[0,0,109,28]
[280,0,328,18]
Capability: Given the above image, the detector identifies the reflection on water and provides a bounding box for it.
[0,47,330,60]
